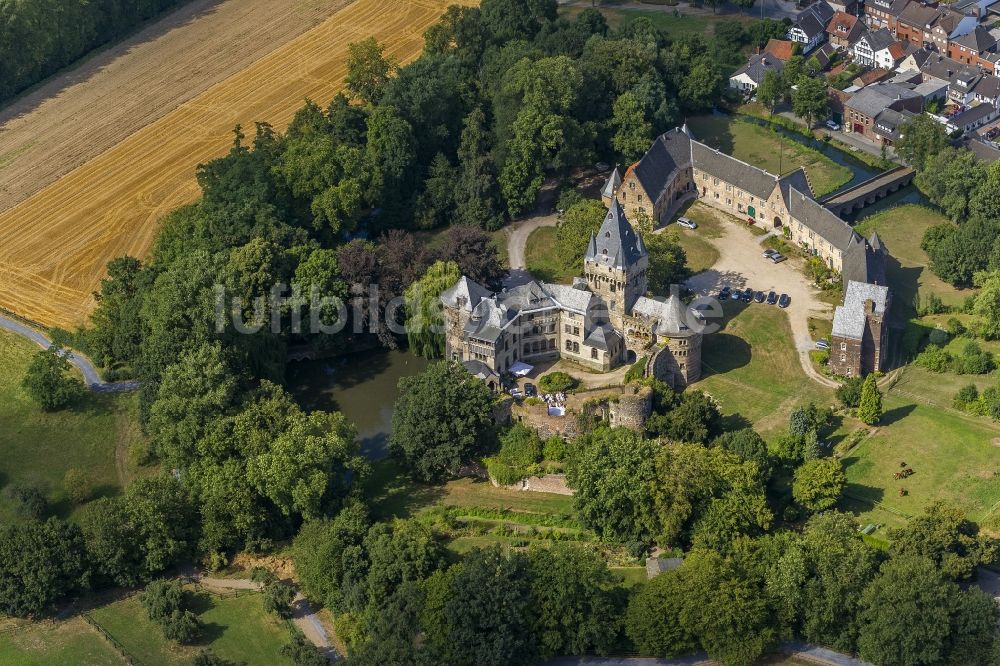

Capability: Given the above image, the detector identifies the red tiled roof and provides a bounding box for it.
[764,39,795,61]
[826,11,859,36]
[887,41,908,60]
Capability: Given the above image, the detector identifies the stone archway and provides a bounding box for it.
[773,216,782,228]
[625,349,637,364]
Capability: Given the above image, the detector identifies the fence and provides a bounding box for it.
[82,612,139,665]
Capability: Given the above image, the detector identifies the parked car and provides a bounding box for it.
[754,291,765,303]
[766,290,777,305]
[770,253,787,264]
[719,286,731,300]
[762,248,779,259]
[524,383,537,397]
[509,388,523,398]
[677,217,697,229]
[742,287,754,302]
[730,289,742,301]
[826,120,841,131]
[815,340,831,350]
[778,293,791,308]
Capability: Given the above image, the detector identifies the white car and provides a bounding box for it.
[815,340,831,350]
[825,120,841,131]
[677,217,697,229]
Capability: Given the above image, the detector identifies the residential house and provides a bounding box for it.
[897,48,934,72]
[896,4,977,53]
[729,53,785,94]
[946,102,998,133]
[764,38,797,61]
[952,0,1000,22]
[853,68,893,88]
[972,74,1000,105]
[613,127,695,224]
[875,39,917,69]
[789,1,836,53]
[948,24,997,64]
[854,29,897,67]
[844,82,923,143]
[863,0,910,33]
[827,11,865,48]
[872,107,919,144]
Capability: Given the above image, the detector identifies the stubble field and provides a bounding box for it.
[0,0,465,329]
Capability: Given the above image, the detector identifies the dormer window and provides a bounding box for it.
[605,231,610,238]
[602,249,608,255]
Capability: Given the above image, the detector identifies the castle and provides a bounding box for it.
[440,201,703,389]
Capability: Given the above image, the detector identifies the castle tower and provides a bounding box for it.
[584,200,649,328]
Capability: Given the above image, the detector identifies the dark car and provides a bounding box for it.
[767,290,777,305]
[730,289,741,301]
[770,253,787,264]
[778,293,791,308]
[754,291,765,303]
[718,286,731,300]
[524,383,537,397]
[741,287,753,302]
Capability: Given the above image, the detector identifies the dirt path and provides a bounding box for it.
[679,205,840,388]
[0,0,355,214]
[0,0,470,329]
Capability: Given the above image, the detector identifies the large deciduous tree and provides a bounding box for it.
[792,458,846,513]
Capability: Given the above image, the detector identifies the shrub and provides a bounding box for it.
[21,347,85,411]
[542,436,567,462]
[915,344,952,372]
[5,483,48,520]
[487,424,543,484]
[945,317,967,337]
[927,327,949,346]
[538,371,577,393]
[919,292,948,316]
[624,356,648,383]
[62,468,93,505]
[954,384,979,409]
[954,341,994,374]
[141,579,202,644]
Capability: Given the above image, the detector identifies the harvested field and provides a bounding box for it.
[0,0,355,213]
[0,0,467,329]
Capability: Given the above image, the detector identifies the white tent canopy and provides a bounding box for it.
[509,362,533,377]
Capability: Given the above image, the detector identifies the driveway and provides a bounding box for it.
[675,206,839,388]
[504,213,559,289]
[0,314,139,392]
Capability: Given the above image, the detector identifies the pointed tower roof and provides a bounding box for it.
[585,199,647,270]
[601,166,622,200]
[869,231,884,253]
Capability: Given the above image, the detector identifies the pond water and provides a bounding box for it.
[287,348,429,459]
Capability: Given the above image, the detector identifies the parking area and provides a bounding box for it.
[671,203,838,387]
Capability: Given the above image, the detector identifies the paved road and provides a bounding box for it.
[0,314,139,392]
[678,205,839,388]
[189,572,339,661]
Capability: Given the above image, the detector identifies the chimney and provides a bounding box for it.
[865,298,876,313]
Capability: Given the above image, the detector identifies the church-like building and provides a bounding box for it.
[440,201,703,389]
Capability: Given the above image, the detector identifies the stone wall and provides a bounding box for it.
[607,384,654,430]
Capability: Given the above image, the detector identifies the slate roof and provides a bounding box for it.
[952,25,997,53]
[632,294,698,338]
[584,324,621,352]
[585,200,648,270]
[867,0,910,15]
[972,75,1000,101]
[465,297,514,343]
[842,233,887,286]
[498,280,556,312]
[965,137,1000,162]
[691,141,780,200]
[832,280,890,339]
[795,11,828,39]
[601,166,621,199]
[788,186,858,252]
[861,28,896,52]
[919,54,967,82]
[949,103,997,128]
[732,53,785,86]
[873,107,918,141]
[440,276,490,311]
[778,168,814,209]
[543,283,598,314]
[646,557,683,579]
[628,127,693,204]
[845,82,921,118]
[462,360,500,383]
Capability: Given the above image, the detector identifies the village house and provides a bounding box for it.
[764,38,797,62]
[612,128,695,224]
[948,25,998,65]
[854,28,897,67]
[864,0,911,34]
[789,1,835,53]
[876,39,917,70]
[844,82,923,144]
[895,4,976,53]
[729,53,784,94]
[827,11,866,49]
[947,102,999,133]
[831,279,891,376]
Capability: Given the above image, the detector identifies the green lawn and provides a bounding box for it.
[853,204,967,318]
[840,394,1000,534]
[525,226,578,284]
[668,202,722,274]
[693,301,840,439]
[0,330,144,522]
[686,115,853,197]
[0,618,124,665]
[87,590,295,666]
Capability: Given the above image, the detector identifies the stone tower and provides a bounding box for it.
[584,200,649,328]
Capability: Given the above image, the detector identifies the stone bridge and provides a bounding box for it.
[821,166,915,218]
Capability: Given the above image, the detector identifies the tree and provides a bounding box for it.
[914,148,985,222]
[711,428,772,481]
[647,389,721,444]
[88,255,145,370]
[565,427,660,545]
[645,232,688,295]
[252,568,297,618]
[405,261,462,358]
[888,502,998,581]
[391,362,497,482]
[481,0,557,43]
[791,76,828,128]
[610,91,652,163]
[22,346,85,411]
[526,543,623,657]
[756,70,784,115]
[857,556,999,666]
[556,199,606,266]
[0,518,90,617]
[415,153,458,229]
[835,376,864,408]
[972,269,1000,339]
[281,632,327,666]
[625,567,698,658]
[454,106,506,231]
[345,38,394,105]
[428,224,506,291]
[792,458,846,513]
[360,519,447,612]
[856,375,883,425]
[292,503,369,612]
[5,483,47,520]
[970,158,1000,221]
[896,114,948,171]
